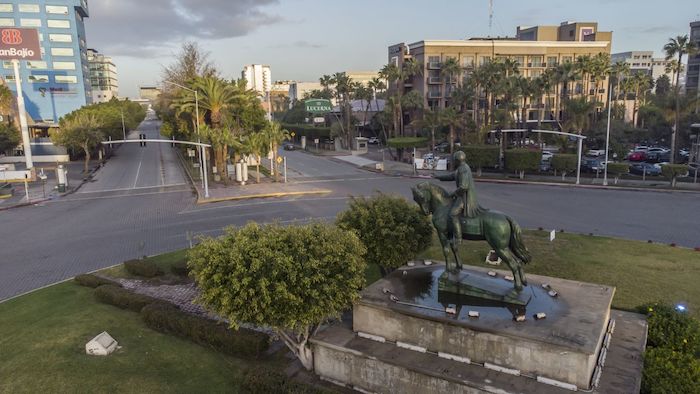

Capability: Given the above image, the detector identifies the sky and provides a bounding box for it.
[84,0,700,98]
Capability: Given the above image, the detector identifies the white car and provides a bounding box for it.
[368,137,379,144]
[541,151,554,161]
[586,149,606,157]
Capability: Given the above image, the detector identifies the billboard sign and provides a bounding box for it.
[305,99,332,114]
[0,28,42,60]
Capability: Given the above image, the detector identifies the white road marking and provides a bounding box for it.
[50,189,189,203]
[178,196,354,215]
[76,183,187,194]
[133,150,144,188]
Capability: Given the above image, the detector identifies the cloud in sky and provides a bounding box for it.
[85,0,282,57]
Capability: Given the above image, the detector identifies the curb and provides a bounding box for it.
[196,189,333,204]
[472,178,700,194]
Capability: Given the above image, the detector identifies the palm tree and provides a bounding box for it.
[440,107,462,156]
[441,57,461,106]
[247,132,268,183]
[411,107,442,151]
[368,77,388,142]
[262,122,290,182]
[664,35,698,163]
[563,97,595,136]
[401,91,424,137]
[450,83,475,140]
[610,61,630,104]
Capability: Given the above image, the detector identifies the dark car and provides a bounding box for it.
[283,143,295,151]
[630,162,661,176]
[435,141,450,152]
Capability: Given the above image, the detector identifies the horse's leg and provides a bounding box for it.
[438,233,453,271]
[484,221,523,291]
[450,237,462,271]
[496,248,523,291]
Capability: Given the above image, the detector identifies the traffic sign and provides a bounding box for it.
[291,132,296,137]
[0,28,41,61]
[276,156,283,164]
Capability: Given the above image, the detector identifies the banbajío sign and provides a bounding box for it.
[0,28,41,61]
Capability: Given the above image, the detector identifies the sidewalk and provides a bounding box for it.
[194,180,333,204]
[0,160,101,210]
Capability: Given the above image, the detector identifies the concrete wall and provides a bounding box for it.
[353,302,608,389]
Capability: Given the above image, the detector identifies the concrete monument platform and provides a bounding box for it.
[348,263,617,390]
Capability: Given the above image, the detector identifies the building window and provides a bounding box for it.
[28,75,49,83]
[0,17,13,26]
[20,18,41,27]
[46,5,69,14]
[26,61,47,69]
[18,4,40,12]
[514,56,525,66]
[51,47,74,57]
[2,61,12,69]
[530,56,543,67]
[479,56,491,66]
[547,56,558,67]
[49,34,72,43]
[0,4,13,12]
[55,75,78,83]
[462,56,475,67]
[5,74,16,82]
[53,61,76,70]
[47,19,70,28]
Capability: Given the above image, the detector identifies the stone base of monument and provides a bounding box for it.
[311,263,647,393]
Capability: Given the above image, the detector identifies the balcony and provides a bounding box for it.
[427,91,442,99]
[428,62,441,70]
[428,77,441,84]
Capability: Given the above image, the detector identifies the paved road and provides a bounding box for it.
[1,119,699,301]
[281,149,367,179]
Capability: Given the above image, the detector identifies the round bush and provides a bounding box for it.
[641,302,700,355]
[642,347,700,394]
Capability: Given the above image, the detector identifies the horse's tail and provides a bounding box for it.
[507,216,531,264]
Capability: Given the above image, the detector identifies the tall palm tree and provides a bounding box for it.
[262,122,290,182]
[441,57,462,106]
[450,83,475,140]
[440,107,462,156]
[610,61,630,104]
[563,97,595,136]
[411,107,442,151]
[556,61,579,122]
[367,77,388,142]
[664,35,698,163]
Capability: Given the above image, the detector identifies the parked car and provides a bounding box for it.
[630,162,661,176]
[586,149,605,157]
[368,137,379,144]
[435,142,450,152]
[582,158,608,173]
[633,145,649,152]
[646,151,670,163]
[627,151,647,162]
[541,151,554,161]
[283,143,295,151]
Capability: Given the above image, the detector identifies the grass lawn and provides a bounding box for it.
[418,230,700,317]
[0,280,284,394]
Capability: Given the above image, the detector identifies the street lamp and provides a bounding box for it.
[603,75,614,186]
[163,80,209,198]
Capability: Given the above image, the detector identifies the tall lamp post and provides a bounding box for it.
[603,75,614,186]
[163,81,209,198]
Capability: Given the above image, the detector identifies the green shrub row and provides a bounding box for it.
[240,368,336,394]
[124,259,163,278]
[281,124,331,140]
[387,137,429,149]
[551,154,578,173]
[460,145,499,173]
[74,274,122,288]
[141,303,269,359]
[94,284,161,313]
[504,149,540,178]
[639,302,700,394]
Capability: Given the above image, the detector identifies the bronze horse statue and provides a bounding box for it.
[412,182,532,291]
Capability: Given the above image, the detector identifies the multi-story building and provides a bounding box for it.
[288,81,323,103]
[0,1,90,162]
[87,48,117,103]
[345,71,381,87]
[389,21,612,124]
[241,64,272,116]
[686,21,700,98]
[138,85,161,104]
[611,51,654,75]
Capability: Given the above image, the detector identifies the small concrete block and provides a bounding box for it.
[541,283,551,289]
[407,261,416,267]
[396,341,427,353]
[515,315,526,322]
[548,290,558,297]
[504,275,514,282]
[423,260,433,266]
[390,295,398,302]
[85,331,118,356]
[484,362,520,376]
[382,288,392,294]
[485,250,502,265]
[438,352,471,364]
[487,271,497,277]
[537,376,578,391]
[358,331,386,343]
[445,304,457,315]
[535,312,547,320]
[468,310,480,318]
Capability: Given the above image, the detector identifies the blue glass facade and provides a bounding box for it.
[1,1,90,124]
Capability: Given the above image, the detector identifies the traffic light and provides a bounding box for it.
[140,133,146,147]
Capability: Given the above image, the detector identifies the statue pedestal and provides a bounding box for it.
[310,263,645,393]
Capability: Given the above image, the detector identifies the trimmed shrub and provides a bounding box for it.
[281,124,331,140]
[170,260,190,277]
[240,368,336,394]
[640,302,700,355]
[661,164,689,188]
[124,259,162,278]
[74,274,122,288]
[551,154,578,180]
[141,303,269,358]
[606,163,629,185]
[94,285,160,312]
[387,137,429,149]
[461,145,499,176]
[504,149,540,179]
[641,347,700,394]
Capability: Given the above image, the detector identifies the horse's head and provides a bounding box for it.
[412,182,432,216]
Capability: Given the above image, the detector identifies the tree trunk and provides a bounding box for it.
[431,127,436,152]
[278,330,314,371]
[256,156,261,183]
[83,144,91,174]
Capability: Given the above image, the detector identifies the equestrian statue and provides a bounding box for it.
[411,151,532,292]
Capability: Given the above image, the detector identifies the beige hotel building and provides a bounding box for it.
[388,21,612,123]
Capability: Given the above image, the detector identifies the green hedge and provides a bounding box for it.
[141,303,269,359]
[170,260,190,277]
[94,285,161,312]
[387,137,429,149]
[240,368,336,393]
[124,259,163,278]
[74,274,122,289]
[461,145,499,174]
[642,348,700,394]
[281,124,331,140]
[606,163,629,184]
[661,164,689,188]
[551,154,578,178]
[504,149,540,178]
[641,303,700,354]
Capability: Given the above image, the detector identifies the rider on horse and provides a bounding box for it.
[434,151,485,241]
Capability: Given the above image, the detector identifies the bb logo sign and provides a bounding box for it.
[0,28,41,61]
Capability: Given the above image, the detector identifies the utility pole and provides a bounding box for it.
[12,60,33,170]
[603,76,613,186]
[121,109,126,140]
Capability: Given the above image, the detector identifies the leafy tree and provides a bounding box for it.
[0,123,19,154]
[336,193,433,276]
[188,222,366,370]
[655,75,671,97]
[51,113,102,173]
[551,154,578,180]
[504,149,540,179]
[664,35,698,163]
[661,164,689,188]
[461,145,499,176]
[605,163,629,184]
[411,108,443,151]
